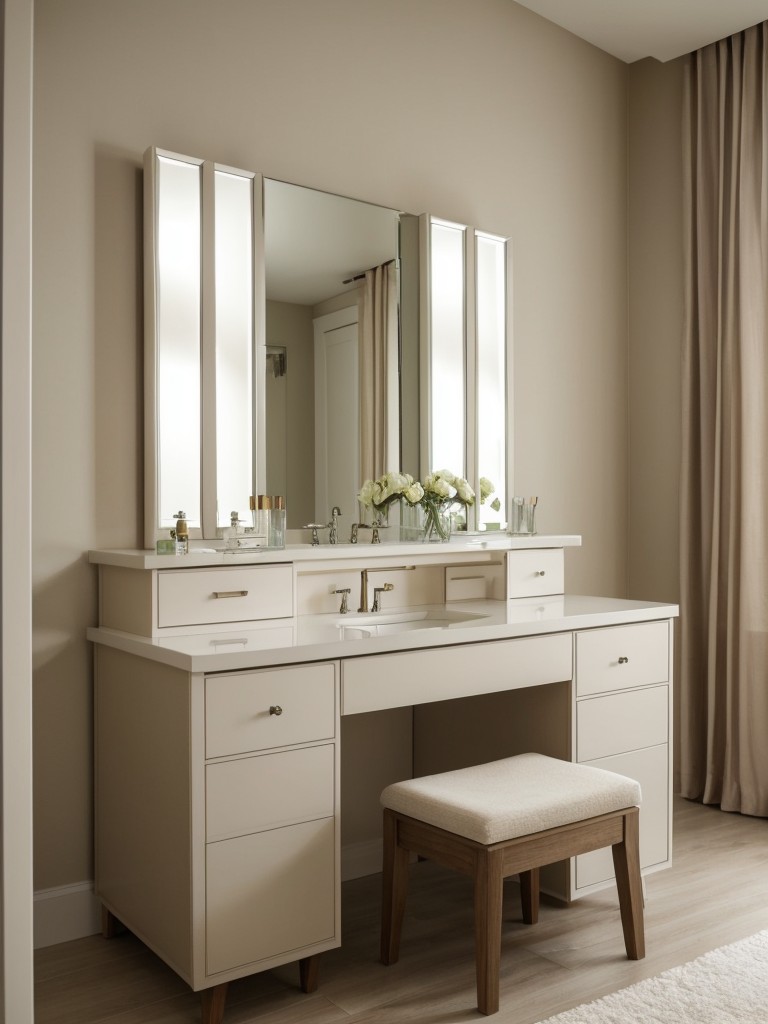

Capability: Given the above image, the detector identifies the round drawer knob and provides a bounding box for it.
[269,705,283,716]
[535,570,546,576]
[618,656,629,664]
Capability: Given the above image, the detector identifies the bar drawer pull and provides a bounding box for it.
[269,705,283,716]
[212,589,249,599]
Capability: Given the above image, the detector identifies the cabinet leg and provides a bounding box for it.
[201,982,228,1024]
[101,905,121,939]
[299,954,319,993]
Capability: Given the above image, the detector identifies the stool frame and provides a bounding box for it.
[381,805,644,1015]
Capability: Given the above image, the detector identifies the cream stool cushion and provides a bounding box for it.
[380,752,641,845]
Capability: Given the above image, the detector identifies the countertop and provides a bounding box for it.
[87,594,679,674]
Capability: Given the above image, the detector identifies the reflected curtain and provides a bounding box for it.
[680,22,768,816]
[359,261,399,483]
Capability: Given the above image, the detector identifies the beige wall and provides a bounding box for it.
[33,0,633,889]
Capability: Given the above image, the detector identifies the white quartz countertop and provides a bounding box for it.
[88,534,583,569]
[87,595,679,674]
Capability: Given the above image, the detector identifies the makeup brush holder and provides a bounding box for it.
[509,497,537,535]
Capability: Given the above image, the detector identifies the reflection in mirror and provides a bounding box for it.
[214,167,255,528]
[476,231,508,530]
[263,180,401,529]
[144,148,262,547]
[420,215,511,531]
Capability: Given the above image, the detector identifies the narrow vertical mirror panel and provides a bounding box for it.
[428,219,466,476]
[214,168,255,528]
[476,231,507,530]
[155,154,203,530]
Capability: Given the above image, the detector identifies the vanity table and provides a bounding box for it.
[88,534,677,1024]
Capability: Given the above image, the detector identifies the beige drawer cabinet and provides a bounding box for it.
[98,562,294,636]
[506,548,564,598]
[95,648,340,1009]
[573,621,673,895]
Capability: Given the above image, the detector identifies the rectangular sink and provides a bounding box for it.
[337,608,486,639]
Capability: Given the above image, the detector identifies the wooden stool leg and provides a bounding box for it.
[612,808,645,960]
[381,809,410,965]
[299,954,319,993]
[474,848,504,1015]
[201,982,228,1024]
[519,867,540,924]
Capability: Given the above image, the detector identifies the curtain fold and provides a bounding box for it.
[359,262,400,483]
[680,22,768,816]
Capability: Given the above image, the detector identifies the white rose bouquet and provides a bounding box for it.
[358,472,425,517]
[479,476,502,512]
[421,469,475,541]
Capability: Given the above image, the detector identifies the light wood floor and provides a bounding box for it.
[35,797,768,1024]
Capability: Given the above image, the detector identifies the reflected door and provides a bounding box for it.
[313,308,359,527]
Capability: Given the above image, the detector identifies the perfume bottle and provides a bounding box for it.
[172,511,189,555]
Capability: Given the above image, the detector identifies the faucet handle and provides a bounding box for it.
[334,588,351,614]
[302,523,329,546]
[372,583,394,613]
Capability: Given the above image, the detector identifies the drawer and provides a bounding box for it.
[577,685,668,762]
[206,744,335,842]
[206,663,336,758]
[206,817,337,974]
[156,564,293,628]
[342,633,572,715]
[575,743,669,889]
[576,621,669,697]
[507,549,564,598]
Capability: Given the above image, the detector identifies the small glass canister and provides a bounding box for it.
[509,496,538,536]
[269,496,286,549]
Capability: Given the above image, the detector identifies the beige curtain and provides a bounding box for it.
[359,261,400,482]
[680,22,768,817]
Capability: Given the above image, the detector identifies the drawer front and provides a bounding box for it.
[206,744,335,842]
[577,685,668,762]
[576,621,669,697]
[206,663,336,758]
[157,564,293,628]
[575,743,669,889]
[206,817,337,975]
[342,633,572,715]
[507,549,564,599]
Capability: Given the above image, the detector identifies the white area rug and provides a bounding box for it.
[538,930,768,1023]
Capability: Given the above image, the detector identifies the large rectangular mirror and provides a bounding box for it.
[144,147,511,544]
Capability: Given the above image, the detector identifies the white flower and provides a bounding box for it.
[358,479,376,506]
[404,481,424,504]
[455,477,475,504]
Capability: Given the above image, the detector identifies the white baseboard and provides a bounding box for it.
[34,881,101,948]
[341,838,382,881]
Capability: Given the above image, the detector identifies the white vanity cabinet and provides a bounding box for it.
[95,647,341,1014]
[573,620,673,893]
[89,537,676,1022]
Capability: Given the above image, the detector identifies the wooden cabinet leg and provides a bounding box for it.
[201,982,228,1024]
[299,954,319,993]
[101,905,121,939]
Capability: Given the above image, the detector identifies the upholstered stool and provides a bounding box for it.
[380,752,645,1015]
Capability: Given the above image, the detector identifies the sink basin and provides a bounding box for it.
[337,608,486,639]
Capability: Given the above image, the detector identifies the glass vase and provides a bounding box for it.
[422,502,452,542]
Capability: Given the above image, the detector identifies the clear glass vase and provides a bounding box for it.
[422,501,452,542]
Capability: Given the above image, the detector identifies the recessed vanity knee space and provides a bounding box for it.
[88,535,677,1024]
